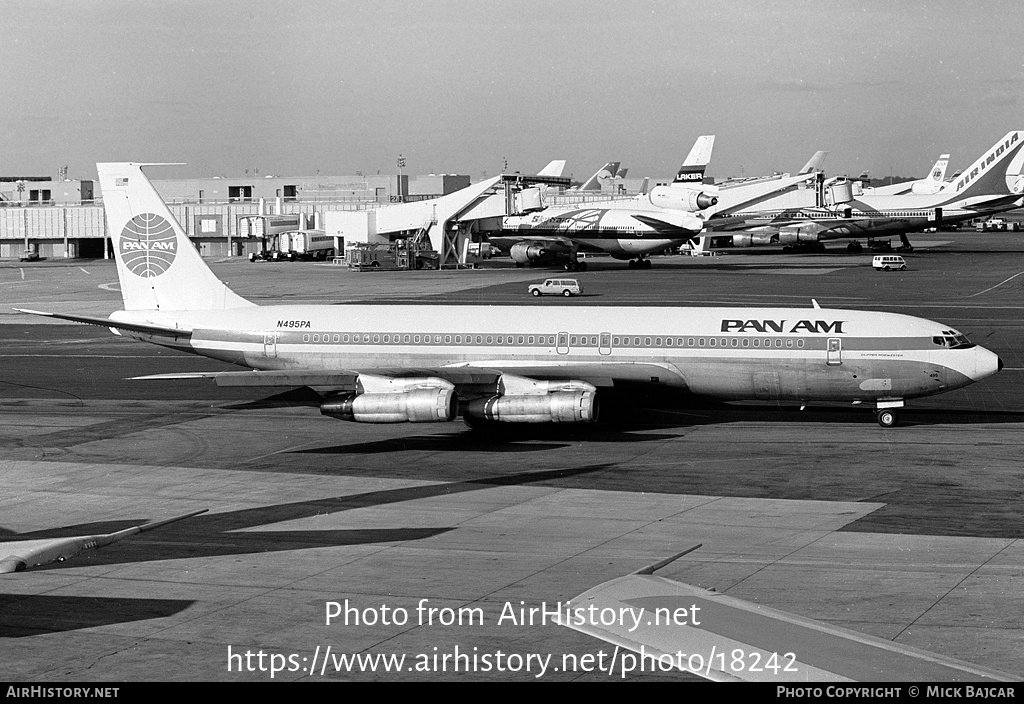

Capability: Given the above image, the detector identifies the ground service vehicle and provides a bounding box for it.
[528,279,583,297]
[345,240,439,271]
[873,255,907,271]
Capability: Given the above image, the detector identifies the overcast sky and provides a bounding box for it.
[2,0,1022,183]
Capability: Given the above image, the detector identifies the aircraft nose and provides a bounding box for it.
[969,346,1002,381]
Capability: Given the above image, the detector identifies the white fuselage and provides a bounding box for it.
[116,304,1001,404]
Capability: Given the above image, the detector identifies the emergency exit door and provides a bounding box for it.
[264,332,278,358]
[827,338,842,366]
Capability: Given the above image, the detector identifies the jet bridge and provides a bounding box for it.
[326,175,552,268]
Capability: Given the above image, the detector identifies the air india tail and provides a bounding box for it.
[947,131,1024,198]
[97,163,254,312]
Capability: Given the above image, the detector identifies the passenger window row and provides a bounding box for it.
[296,332,806,349]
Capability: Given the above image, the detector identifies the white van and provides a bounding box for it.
[872,255,907,271]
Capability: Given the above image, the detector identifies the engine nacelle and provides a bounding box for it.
[464,389,599,424]
[320,387,457,423]
[776,223,827,245]
[647,186,718,212]
[509,241,564,266]
[729,232,777,248]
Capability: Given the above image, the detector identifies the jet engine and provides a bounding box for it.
[319,376,457,423]
[729,232,778,248]
[463,375,599,424]
[509,241,566,267]
[647,185,719,212]
[776,223,827,245]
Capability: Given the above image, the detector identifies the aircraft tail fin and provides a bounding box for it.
[929,154,951,182]
[577,162,620,191]
[948,131,1024,199]
[639,177,650,195]
[615,166,629,179]
[799,151,828,174]
[537,160,566,177]
[97,163,255,312]
[673,135,715,185]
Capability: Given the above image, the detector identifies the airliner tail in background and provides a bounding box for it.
[672,135,715,185]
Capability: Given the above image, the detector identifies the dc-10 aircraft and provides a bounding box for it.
[702,131,1024,252]
[17,162,1002,428]
[488,138,717,270]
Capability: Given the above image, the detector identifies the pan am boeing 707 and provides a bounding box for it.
[16,162,1002,428]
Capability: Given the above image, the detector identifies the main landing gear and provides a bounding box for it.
[627,257,652,269]
[564,258,587,272]
[875,408,900,427]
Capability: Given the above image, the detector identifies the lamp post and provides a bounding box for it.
[397,154,406,202]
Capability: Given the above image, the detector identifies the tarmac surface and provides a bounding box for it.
[2,233,1023,681]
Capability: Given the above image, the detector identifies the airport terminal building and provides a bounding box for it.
[0,172,470,259]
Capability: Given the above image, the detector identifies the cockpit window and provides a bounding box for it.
[933,333,974,349]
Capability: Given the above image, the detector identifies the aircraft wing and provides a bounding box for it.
[629,213,701,234]
[0,510,207,573]
[135,361,686,391]
[14,308,192,339]
[486,235,604,255]
[563,551,1016,682]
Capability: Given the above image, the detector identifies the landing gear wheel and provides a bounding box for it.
[628,260,637,269]
[876,409,899,428]
[577,261,587,271]
[642,258,652,269]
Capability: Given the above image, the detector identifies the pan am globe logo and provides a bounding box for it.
[119,213,177,277]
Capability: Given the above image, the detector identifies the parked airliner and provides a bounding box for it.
[705,131,1024,251]
[488,137,717,270]
[17,163,1002,428]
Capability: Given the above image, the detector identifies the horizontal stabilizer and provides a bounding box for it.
[14,308,191,338]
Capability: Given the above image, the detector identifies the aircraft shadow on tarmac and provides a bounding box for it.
[0,465,609,570]
[299,428,681,454]
[229,386,1024,434]
[0,594,194,638]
